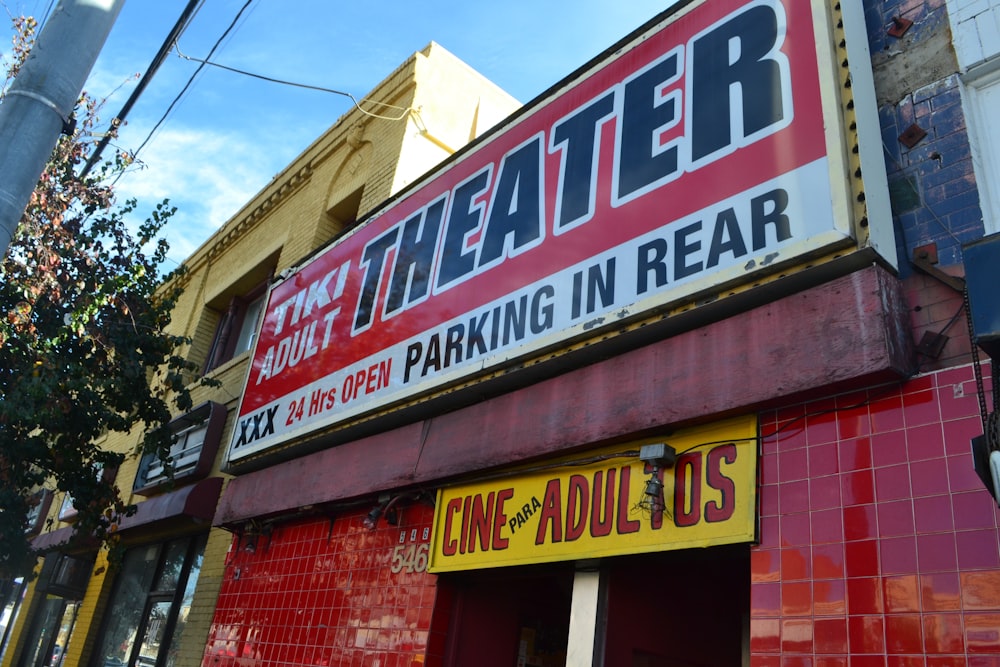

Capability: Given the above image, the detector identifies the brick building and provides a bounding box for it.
[0,43,518,667]
[6,0,1000,665]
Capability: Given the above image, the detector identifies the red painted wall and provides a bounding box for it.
[751,363,1000,664]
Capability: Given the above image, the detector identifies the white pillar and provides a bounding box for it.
[566,566,602,667]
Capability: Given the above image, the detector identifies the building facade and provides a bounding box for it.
[6,0,1000,665]
[0,43,518,667]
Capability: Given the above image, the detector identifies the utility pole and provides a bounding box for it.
[0,0,126,259]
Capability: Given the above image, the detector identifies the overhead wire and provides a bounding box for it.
[171,41,414,121]
[114,0,256,184]
[80,0,205,178]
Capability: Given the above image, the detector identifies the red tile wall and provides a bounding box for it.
[202,502,441,667]
[752,363,1000,666]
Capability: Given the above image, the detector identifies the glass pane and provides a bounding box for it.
[152,541,187,593]
[234,294,265,355]
[93,545,160,667]
[50,601,79,667]
[18,596,63,667]
[135,601,171,667]
[163,539,205,667]
[0,577,27,665]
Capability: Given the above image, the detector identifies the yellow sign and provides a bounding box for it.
[429,415,758,572]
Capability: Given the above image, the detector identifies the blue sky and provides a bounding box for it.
[4,0,673,268]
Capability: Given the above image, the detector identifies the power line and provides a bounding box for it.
[172,42,413,121]
[115,0,255,182]
[80,0,204,178]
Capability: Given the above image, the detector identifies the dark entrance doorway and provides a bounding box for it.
[442,565,573,667]
[602,546,750,666]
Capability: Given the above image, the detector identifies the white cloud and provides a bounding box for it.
[112,124,283,268]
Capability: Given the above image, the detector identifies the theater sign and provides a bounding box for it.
[227,0,890,463]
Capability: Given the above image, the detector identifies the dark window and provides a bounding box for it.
[203,282,267,373]
[133,402,226,496]
[91,535,206,667]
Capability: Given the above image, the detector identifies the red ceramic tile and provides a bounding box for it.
[751,617,782,653]
[902,389,940,428]
[881,536,919,575]
[815,658,849,667]
[845,540,880,577]
[884,614,924,654]
[761,484,781,519]
[842,470,877,506]
[812,508,845,544]
[752,549,780,582]
[923,613,965,654]
[872,431,908,469]
[947,453,988,493]
[841,437,874,472]
[777,423,809,450]
[753,582,782,616]
[920,572,962,612]
[814,579,847,616]
[942,415,984,455]
[780,480,811,515]
[966,613,1000,653]
[782,548,812,581]
[886,657,926,667]
[760,516,780,548]
[812,476,843,511]
[847,577,884,615]
[870,393,905,432]
[844,504,878,541]
[927,657,974,667]
[782,581,813,616]
[907,422,946,462]
[961,571,1000,610]
[782,618,814,653]
[752,656,782,667]
[957,530,1000,570]
[781,447,810,482]
[813,543,845,579]
[837,391,872,439]
[849,656,887,667]
[939,378,982,421]
[876,464,913,502]
[913,494,954,534]
[883,574,920,613]
[917,533,958,573]
[951,491,997,531]
[813,618,849,653]
[909,458,952,498]
[782,512,812,547]
[877,500,916,538]
[782,657,815,667]
[810,443,841,477]
[807,402,840,446]
[761,450,779,486]
[848,614,885,653]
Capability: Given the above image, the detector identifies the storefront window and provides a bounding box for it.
[92,534,206,667]
[17,596,79,667]
[0,578,27,665]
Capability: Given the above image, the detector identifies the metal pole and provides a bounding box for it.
[0,0,126,258]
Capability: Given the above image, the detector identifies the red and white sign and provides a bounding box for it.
[228,0,846,462]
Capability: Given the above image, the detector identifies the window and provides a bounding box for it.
[0,577,27,665]
[24,490,53,536]
[133,403,226,496]
[91,535,206,667]
[57,466,115,523]
[203,282,268,373]
[964,63,1000,233]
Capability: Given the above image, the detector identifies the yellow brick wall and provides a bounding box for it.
[10,42,518,667]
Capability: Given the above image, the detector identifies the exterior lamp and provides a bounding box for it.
[639,443,676,525]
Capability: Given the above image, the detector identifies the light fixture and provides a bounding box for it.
[639,443,677,526]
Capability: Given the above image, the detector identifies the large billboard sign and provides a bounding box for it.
[428,416,758,572]
[228,0,853,462]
